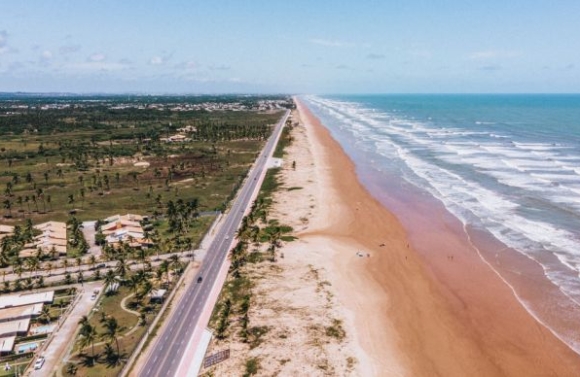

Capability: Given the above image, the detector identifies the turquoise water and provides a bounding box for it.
[16,342,39,353]
[303,94,580,352]
[32,324,55,334]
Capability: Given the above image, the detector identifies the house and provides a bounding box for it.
[0,335,15,355]
[160,134,189,143]
[19,221,67,258]
[101,214,151,248]
[0,291,54,310]
[0,304,43,323]
[149,289,167,303]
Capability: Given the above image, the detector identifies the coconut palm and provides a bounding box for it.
[78,322,98,359]
[25,256,40,279]
[38,305,51,324]
[115,257,127,277]
[103,269,116,290]
[101,316,120,354]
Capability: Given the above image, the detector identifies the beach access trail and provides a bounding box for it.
[293,99,580,376]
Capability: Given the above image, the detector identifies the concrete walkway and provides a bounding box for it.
[82,221,102,259]
[27,281,103,377]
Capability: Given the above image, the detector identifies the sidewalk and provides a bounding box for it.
[27,281,103,377]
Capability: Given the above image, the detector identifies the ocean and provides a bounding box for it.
[302,94,580,353]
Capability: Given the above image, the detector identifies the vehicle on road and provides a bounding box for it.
[225,236,229,240]
[34,356,45,370]
[197,276,203,283]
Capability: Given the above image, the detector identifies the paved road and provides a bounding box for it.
[140,110,290,377]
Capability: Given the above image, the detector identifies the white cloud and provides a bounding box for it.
[88,53,106,62]
[150,56,164,65]
[174,60,198,71]
[41,50,53,60]
[67,60,130,72]
[468,50,521,60]
[149,53,174,66]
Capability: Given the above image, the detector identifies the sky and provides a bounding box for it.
[1,0,579,94]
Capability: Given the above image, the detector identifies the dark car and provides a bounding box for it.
[197,276,203,283]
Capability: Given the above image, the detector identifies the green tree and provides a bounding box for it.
[78,321,98,360]
[101,316,121,354]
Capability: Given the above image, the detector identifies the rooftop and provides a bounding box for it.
[0,291,54,310]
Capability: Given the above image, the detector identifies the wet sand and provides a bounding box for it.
[296,98,580,376]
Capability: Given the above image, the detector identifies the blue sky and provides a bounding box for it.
[1,0,579,93]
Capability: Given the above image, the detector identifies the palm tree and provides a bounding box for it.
[38,305,51,324]
[159,260,170,285]
[13,258,24,278]
[68,194,75,210]
[104,269,116,290]
[137,279,153,302]
[65,363,77,375]
[2,199,12,218]
[77,270,84,284]
[115,257,127,277]
[49,246,59,261]
[88,255,96,270]
[78,315,89,328]
[101,316,121,354]
[25,256,40,279]
[78,321,98,359]
[169,254,182,277]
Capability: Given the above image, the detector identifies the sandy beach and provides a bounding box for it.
[205,99,580,376]
[292,99,580,376]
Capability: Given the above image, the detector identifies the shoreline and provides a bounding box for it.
[295,98,580,376]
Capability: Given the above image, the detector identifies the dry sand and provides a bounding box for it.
[205,100,580,377]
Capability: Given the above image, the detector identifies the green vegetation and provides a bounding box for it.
[0,96,285,228]
[325,319,346,341]
[243,357,260,377]
[66,285,155,376]
[206,113,297,375]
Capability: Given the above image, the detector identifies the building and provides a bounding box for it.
[0,291,54,310]
[0,304,43,323]
[102,214,151,248]
[19,221,67,258]
[0,224,14,242]
[149,289,167,303]
[0,292,53,354]
[160,134,189,143]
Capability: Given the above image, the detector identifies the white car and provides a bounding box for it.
[34,356,45,370]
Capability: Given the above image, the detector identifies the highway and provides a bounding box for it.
[140,109,290,377]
